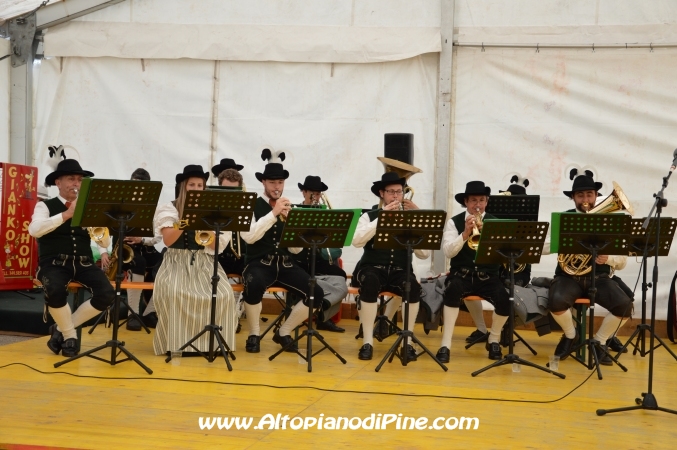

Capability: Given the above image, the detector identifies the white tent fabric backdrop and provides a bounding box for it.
[451,47,677,319]
[23,0,677,319]
[33,54,440,278]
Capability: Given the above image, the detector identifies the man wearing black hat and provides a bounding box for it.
[293,175,347,333]
[546,171,632,364]
[463,178,532,345]
[240,154,324,353]
[211,158,244,181]
[29,159,115,357]
[351,172,430,361]
[436,181,512,363]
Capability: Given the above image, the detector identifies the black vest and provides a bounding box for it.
[554,209,611,276]
[244,197,289,263]
[357,207,409,269]
[448,211,500,275]
[37,198,93,260]
[169,229,204,251]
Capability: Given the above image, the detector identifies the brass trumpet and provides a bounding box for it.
[557,181,633,276]
[467,209,483,250]
[105,242,134,281]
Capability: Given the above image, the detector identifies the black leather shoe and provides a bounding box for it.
[486,342,502,360]
[126,316,142,331]
[606,336,627,353]
[142,313,158,329]
[554,332,578,360]
[245,335,260,353]
[316,319,345,333]
[358,344,373,360]
[47,323,63,355]
[436,347,450,363]
[402,345,418,362]
[597,345,613,366]
[61,338,78,358]
[465,329,489,343]
[273,331,298,352]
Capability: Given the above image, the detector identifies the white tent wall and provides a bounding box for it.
[451,46,677,319]
[32,54,440,277]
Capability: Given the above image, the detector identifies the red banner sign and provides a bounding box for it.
[0,163,38,290]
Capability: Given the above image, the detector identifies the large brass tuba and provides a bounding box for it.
[557,181,634,276]
[377,156,422,208]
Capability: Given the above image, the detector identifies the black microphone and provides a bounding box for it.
[672,148,677,171]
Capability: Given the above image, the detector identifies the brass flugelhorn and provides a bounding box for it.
[557,181,633,276]
[195,230,215,247]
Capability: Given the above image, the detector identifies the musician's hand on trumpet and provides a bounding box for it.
[401,199,419,211]
[273,196,292,220]
[461,214,478,240]
[382,199,402,211]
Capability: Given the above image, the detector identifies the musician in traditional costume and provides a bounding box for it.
[240,150,324,353]
[293,175,347,333]
[29,159,115,357]
[546,171,633,364]
[436,181,511,363]
[351,172,430,361]
[151,165,236,355]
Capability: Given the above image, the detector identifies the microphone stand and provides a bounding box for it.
[597,165,677,416]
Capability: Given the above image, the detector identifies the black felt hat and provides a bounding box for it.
[44,159,94,186]
[454,181,491,206]
[256,163,289,181]
[371,172,406,197]
[298,175,328,192]
[499,175,529,195]
[563,169,602,198]
[211,158,244,177]
[175,164,210,184]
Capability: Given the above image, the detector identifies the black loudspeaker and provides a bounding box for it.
[384,133,414,165]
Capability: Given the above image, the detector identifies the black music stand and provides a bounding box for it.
[55,179,162,374]
[485,194,540,350]
[486,194,540,221]
[268,208,359,372]
[553,212,630,380]
[165,189,257,370]
[616,218,677,361]
[372,209,448,372]
[471,220,564,378]
[598,172,677,417]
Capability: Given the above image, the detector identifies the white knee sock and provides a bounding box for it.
[49,305,76,340]
[440,306,460,349]
[464,299,487,333]
[244,302,262,336]
[279,302,310,336]
[594,314,627,343]
[71,300,100,329]
[488,312,509,344]
[551,309,576,339]
[360,302,378,346]
[126,273,145,314]
[384,296,402,320]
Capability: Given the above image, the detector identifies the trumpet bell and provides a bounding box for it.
[195,230,215,247]
[88,227,111,248]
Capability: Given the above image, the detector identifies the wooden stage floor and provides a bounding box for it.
[0,317,676,449]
